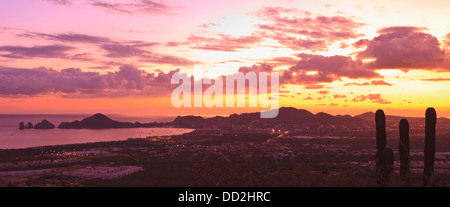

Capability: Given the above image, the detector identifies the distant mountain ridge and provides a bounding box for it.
[171,107,369,129]
[171,107,450,129]
[355,111,449,123]
[55,108,369,130]
[58,113,163,129]
[29,107,448,130]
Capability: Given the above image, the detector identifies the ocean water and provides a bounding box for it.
[0,114,192,149]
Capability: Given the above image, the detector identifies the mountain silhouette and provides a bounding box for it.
[58,113,161,129]
[34,119,55,129]
[53,108,449,130]
[355,111,449,123]
[170,107,369,129]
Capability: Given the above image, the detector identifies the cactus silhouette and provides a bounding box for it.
[381,148,394,186]
[375,109,388,186]
[399,119,410,186]
[376,110,387,151]
[423,107,436,186]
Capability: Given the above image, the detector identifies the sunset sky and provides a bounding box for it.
[1,0,450,118]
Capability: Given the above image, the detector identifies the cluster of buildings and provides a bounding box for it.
[0,158,90,169]
[63,150,111,156]
[63,166,143,179]
[0,169,56,177]
[2,126,450,186]
[154,131,450,176]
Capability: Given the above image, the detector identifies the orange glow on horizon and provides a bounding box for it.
[1,0,450,119]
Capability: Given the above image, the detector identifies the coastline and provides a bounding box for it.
[0,127,194,150]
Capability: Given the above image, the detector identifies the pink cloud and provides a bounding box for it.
[420,78,450,82]
[20,32,112,44]
[101,43,195,66]
[370,80,393,86]
[304,84,324,89]
[16,32,194,66]
[0,65,180,97]
[352,93,391,104]
[352,39,369,48]
[189,33,263,52]
[89,0,178,15]
[357,26,446,70]
[42,0,71,6]
[0,45,74,59]
[339,42,349,49]
[333,94,346,98]
[198,22,220,28]
[238,63,273,74]
[255,7,365,51]
[281,53,381,84]
[344,80,393,86]
[269,57,301,65]
[165,42,180,47]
